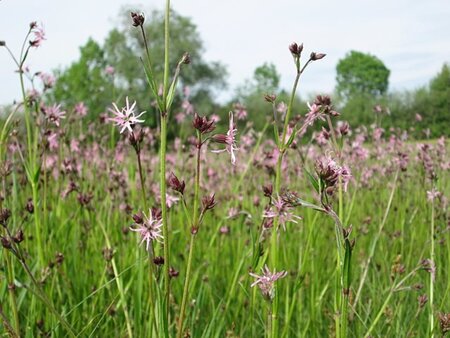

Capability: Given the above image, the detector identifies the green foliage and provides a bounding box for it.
[51,9,227,122]
[51,39,111,118]
[233,62,303,131]
[336,50,390,101]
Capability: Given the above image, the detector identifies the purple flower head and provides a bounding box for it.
[130,209,163,251]
[108,96,146,134]
[263,196,301,231]
[212,111,238,165]
[315,156,352,192]
[249,265,288,300]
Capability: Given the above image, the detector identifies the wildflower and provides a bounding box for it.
[29,23,45,47]
[130,209,164,251]
[310,52,326,61]
[202,194,217,211]
[289,42,303,56]
[315,156,352,192]
[108,96,145,134]
[130,12,145,27]
[212,111,238,165]
[427,188,441,202]
[249,265,287,300]
[74,102,88,117]
[168,172,185,195]
[39,72,55,89]
[105,65,115,75]
[439,313,450,335]
[193,113,215,134]
[263,196,301,231]
[233,103,247,120]
[43,104,66,127]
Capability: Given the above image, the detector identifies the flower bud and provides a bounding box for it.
[12,230,24,243]
[25,199,34,214]
[168,172,185,195]
[181,52,191,65]
[262,184,273,198]
[0,41,5,47]
[289,42,303,56]
[1,236,11,249]
[132,212,144,224]
[153,256,164,266]
[0,208,11,227]
[130,12,145,27]
[310,52,326,61]
[264,94,277,103]
[202,194,217,211]
[193,113,215,134]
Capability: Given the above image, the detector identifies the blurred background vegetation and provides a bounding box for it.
[7,8,449,139]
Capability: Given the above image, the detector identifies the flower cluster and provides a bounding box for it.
[315,156,352,193]
[263,196,301,231]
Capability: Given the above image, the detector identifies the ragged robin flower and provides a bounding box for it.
[249,265,288,301]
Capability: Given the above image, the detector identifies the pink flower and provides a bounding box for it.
[43,104,66,127]
[249,265,288,300]
[74,102,88,117]
[212,112,238,165]
[47,132,59,150]
[29,23,45,47]
[427,189,441,202]
[39,72,55,89]
[108,96,145,134]
[263,196,301,231]
[105,65,115,75]
[130,209,164,251]
[233,103,248,120]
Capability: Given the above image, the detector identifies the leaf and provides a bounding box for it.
[304,168,319,194]
[273,124,280,148]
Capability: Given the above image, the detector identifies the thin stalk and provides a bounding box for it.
[429,197,435,337]
[136,150,148,211]
[177,234,196,338]
[354,170,399,306]
[5,250,20,336]
[98,219,133,337]
[177,133,201,338]
[159,114,170,333]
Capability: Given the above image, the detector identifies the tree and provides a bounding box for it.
[51,39,112,117]
[336,50,390,101]
[51,8,227,122]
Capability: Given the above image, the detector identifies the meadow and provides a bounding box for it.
[1,3,449,338]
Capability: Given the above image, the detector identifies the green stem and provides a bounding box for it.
[160,114,170,333]
[429,198,435,337]
[177,134,201,338]
[177,234,195,338]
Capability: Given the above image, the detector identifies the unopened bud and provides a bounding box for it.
[202,194,217,211]
[169,267,179,278]
[264,94,277,103]
[0,208,11,226]
[310,52,326,61]
[26,199,34,214]
[30,22,37,29]
[262,184,273,198]
[13,230,24,243]
[1,236,11,249]
[132,212,144,224]
[153,256,164,266]
[289,42,303,56]
[191,226,199,235]
[130,12,145,27]
[181,52,191,65]
[168,172,185,195]
[0,41,5,47]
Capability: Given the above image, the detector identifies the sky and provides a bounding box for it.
[1,0,449,105]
